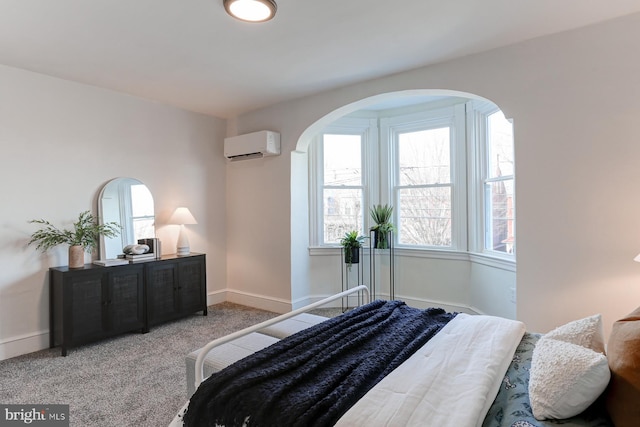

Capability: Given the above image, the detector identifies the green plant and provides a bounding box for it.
[369,204,395,249]
[28,210,121,252]
[339,230,366,268]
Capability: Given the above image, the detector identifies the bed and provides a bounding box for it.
[170,286,640,427]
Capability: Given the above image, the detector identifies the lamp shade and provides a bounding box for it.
[634,253,640,263]
[169,207,197,225]
[223,0,277,22]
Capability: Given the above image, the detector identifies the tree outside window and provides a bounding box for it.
[396,127,452,247]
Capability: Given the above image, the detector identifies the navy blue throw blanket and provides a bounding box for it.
[183,300,456,427]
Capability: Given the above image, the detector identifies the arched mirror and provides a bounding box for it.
[98,177,155,259]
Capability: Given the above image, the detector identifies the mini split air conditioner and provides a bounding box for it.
[224,130,280,161]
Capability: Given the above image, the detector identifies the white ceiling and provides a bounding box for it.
[1,1,639,118]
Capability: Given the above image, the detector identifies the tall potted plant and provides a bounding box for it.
[28,210,121,268]
[369,204,395,249]
[339,230,366,269]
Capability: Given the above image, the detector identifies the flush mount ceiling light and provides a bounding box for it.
[223,0,277,23]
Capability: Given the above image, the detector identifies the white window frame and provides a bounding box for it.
[309,117,378,247]
[382,104,467,250]
[469,101,516,261]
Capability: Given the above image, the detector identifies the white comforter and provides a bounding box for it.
[335,313,525,427]
[170,313,525,427]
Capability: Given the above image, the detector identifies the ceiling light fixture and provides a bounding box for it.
[223,0,277,23]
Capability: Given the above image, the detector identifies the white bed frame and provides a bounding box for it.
[193,285,370,389]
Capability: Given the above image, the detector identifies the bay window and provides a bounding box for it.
[310,99,515,262]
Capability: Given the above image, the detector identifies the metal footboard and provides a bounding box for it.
[194,285,370,389]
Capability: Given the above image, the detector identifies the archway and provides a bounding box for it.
[295,89,503,152]
[291,89,516,320]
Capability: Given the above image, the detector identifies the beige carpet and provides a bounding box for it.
[0,302,340,426]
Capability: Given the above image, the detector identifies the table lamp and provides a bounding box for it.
[169,207,197,256]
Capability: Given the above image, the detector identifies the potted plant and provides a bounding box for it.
[369,204,395,249]
[28,210,121,268]
[339,230,366,269]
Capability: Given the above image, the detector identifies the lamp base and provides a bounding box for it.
[176,246,191,256]
[176,225,191,256]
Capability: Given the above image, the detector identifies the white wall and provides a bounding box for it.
[4,13,639,360]
[298,244,516,317]
[227,13,640,338]
[301,249,484,314]
[0,64,227,359]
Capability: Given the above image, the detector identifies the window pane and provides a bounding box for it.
[323,188,363,243]
[398,127,450,186]
[398,187,451,246]
[131,184,154,217]
[133,218,155,241]
[485,179,515,253]
[488,111,514,178]
[323,134,362,186]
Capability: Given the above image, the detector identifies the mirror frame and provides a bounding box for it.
[98,177,155,259]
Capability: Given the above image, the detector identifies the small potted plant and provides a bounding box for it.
[28,210,121,268]
[369,204,395,249]
[339,230,367,269]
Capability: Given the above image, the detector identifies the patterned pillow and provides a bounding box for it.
[482,333,612,427]
[606,306,640,427]
[529,314,610,420]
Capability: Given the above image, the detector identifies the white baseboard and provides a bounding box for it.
[291,293,365,310]
[292,292,482,315]
[1,290,284,361]
[213,290,368,312]
[398,294,483,315]
[206,289,227,306]
[0,330,49,361]
[0,292,483,361]
[221,289,292,314]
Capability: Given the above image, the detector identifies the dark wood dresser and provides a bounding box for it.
[49,253,206,356]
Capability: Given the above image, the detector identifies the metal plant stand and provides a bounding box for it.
[341,247,365,312]
[369,230,395,300]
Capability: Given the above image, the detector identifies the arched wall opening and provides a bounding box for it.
[295,89,505,152]
[291,89,516,319]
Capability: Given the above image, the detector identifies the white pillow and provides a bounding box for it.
[529,314,610,420]
[544,314,605,354]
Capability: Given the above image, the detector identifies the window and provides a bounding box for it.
[310,118,375,245]
[386,104,466,250]
[483,111,515,254]
[309,99,515,261]
[322,134,364,243]
[396,127,452,246]
[130,183,155,241]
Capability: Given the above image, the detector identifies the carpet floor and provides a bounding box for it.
[0,302,341,426]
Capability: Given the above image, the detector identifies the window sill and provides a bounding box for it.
[308,246,515,272]
[468,253,516,272]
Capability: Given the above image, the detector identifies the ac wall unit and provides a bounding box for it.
[224,130,280,161]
